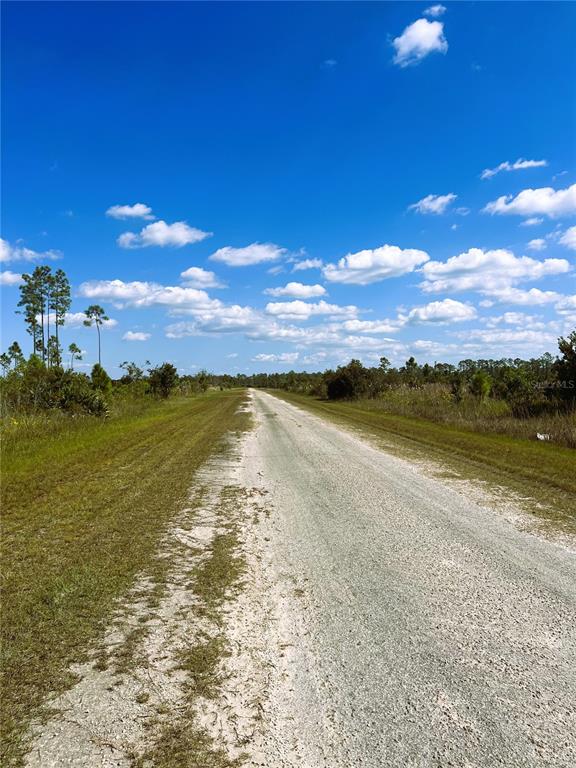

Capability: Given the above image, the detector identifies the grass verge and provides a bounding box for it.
[1,390,249,766]
[268,391,576,527]
[133,486,248,768]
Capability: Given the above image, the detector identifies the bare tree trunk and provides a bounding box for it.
[40,303,45,364]
[97,323,101,366]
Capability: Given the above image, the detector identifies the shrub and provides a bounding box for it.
[324,359,373,400]
[148,363,179,399]
[470,371,492,402]
[91,363,112,394]
[0,358,109,417]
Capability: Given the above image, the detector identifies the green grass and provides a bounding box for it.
[0,390,249,766]
[268,391,576,526]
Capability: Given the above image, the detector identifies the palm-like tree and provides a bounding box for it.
[68,343,83,371]
[83,305,109,365]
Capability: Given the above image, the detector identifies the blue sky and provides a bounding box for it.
[2,1,575,376]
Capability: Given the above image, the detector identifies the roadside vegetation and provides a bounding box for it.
[244,335,576,449]
[1,389,249,765]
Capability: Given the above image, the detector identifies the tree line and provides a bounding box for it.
[2,264,575,422]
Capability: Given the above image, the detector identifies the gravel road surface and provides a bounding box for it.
[242,390,576,768]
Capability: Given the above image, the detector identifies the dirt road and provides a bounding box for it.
[240,389,576,767]
[23,389,576,767]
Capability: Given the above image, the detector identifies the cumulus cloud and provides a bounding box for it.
[527,238,546,251]
[118,220,212,248]
[480,287,561,306]
[265,299,357,321]
[483,184,576,218]
[252,352,299,364]
[482,312,549,331]
[209,242,286,266]
[403,298,477,324]
[292,258,323,272]
[323,244,429,285]
[559,226,576,250]
[106,203,154,220]
[480,158,548,180]
[165,305,262,337]
[409,193,457,215]
[0,270,23,286]
[180,266,224,288]
[456,328,557,347]
[36,311,117,328]
[78,279,218,310]
[519,217,544,227]
[341,318,400,334]
[264,282,326,299]
[421,248,570,295]
[67,311,118,328]
[555,294,576,318]
[424,4,446,17]
[1,238,62,263]
[122,331,151,341]
[392,18,448,68]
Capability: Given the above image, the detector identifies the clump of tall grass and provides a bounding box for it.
[355,384,576,448]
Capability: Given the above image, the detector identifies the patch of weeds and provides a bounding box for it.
[131,484,249,767]
[178,634,225,700]
[132,720,245,768]
[111,626,148,676]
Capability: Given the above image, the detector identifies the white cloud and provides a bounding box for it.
[480,158,548,180]
[106,203,154,220]
[555,294,576,313]
[292,258,323,272]
[519,217,544,227]
[265,299,357,321]
[322,59,337,69]
[403,298,477,324]
[79,279,218,310]
[165,305,262,336]
[0,238,62,263]
[392,18,448,68]
[118,220,212,248]
[67,311,118,328]
[341,318,400,334]
[0,270,23,286]
[421,248,570,295]
[122,331,151,341]
[252,352,299,364]
[559,226,576,250]
[483,184,576,218]
[180,266,224,288]
[409,193,457,215]
[264,282,326,299]
[483,312,548,331]
[36,311,117,328]
[209,242,286,266]
[456,328,557,347]
[527,238,546,251]
[481,287,561,306]
[424,5,446,17]
[323,244,429,285]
